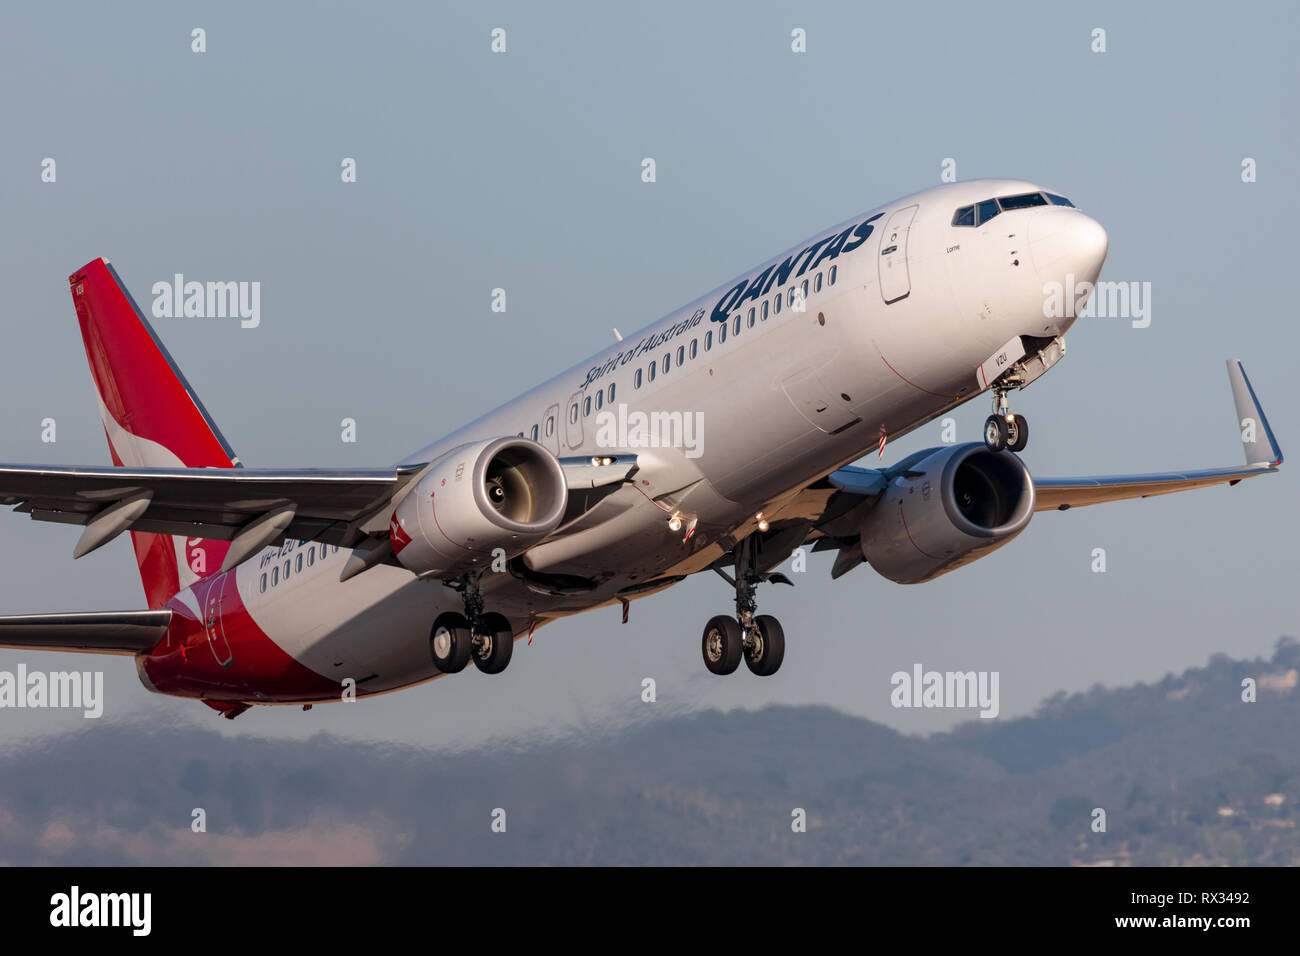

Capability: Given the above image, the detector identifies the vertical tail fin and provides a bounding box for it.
[68,258,239,607]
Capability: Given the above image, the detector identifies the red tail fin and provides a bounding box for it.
[69,258,238,608]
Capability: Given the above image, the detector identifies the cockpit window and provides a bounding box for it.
[956,191,1069,227]
[998,192,1048,211]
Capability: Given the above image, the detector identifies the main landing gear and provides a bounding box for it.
[983,381,1029,453]
[703,536,792,677]
[430,574,514,675]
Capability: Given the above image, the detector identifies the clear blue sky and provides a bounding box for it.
[0,0,1297,748]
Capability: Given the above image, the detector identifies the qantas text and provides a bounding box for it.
[578,213,881,391]
[709,212,883,325]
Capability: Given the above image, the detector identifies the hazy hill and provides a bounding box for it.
[1,639,1297,865]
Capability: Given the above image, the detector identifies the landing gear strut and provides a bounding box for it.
[704,536,790,676]
[430,574,514,675]
[984,382,1028,453]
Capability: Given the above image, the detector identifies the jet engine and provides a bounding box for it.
[859,443,1035,584]
[389,437,568,578]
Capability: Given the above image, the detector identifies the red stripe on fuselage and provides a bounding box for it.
[143,572,342,704]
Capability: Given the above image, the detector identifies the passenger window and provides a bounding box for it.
[976,199,999,225]
[761,300,769,320]
[584,396,592,416]
[801,279,809,299]
[283,560,290,580]
[608,383,616,403]
[530,424,538,440]
[952,205,976,226]
[814,273,822,293]
[705,331,713,350]
[689,339,698,359]
[662,353,670,373]
[296,553,303,573]
[569,404,578,424]
[719,323,728,343]
[260,573,267,593]
[635,368,643,388]
[648,361,656,381]
[271,566,279,586]
[546,415,555,436]
[748,307,755,327]
[829,265,837,285]
[676,345,685,365]
[733,315,740,335]
[775,294,782,314]
[308,547,315,566]
[595,390,603,410]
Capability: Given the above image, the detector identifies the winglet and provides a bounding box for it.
[1227,360,1283,467]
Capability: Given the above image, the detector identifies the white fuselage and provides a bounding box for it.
[165,179,1107,701]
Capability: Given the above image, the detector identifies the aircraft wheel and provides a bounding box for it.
[1007,414,1029,452]
[702,615,743,675]
[431,612,473,674]
[984,415,1009,451]
[471,612,514,675]
[745,615,786,676]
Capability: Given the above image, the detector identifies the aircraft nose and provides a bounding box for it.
[1028,211,1108,287]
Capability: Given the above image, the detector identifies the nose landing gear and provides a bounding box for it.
[702,536,791,676]
[984,382,1029,453]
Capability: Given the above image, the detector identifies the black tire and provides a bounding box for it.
[701,615,743,675]
[984,414,1009,451]
[745,615,786,676]
[1007,414,1029,452]
[472,611,514,675]
[430,612,473,674]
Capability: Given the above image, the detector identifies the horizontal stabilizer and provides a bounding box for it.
[0,610,171,655]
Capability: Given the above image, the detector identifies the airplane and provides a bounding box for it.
[0,179,1282,719]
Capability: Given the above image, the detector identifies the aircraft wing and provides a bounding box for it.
[823,358,1281,514]
[0,464,426,560]
[0,454,638,572]
[1030,359,1281,510]
[793,359,1280,574]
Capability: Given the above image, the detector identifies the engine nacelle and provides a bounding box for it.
[859,443,1035,584]
[389,437,568,578]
